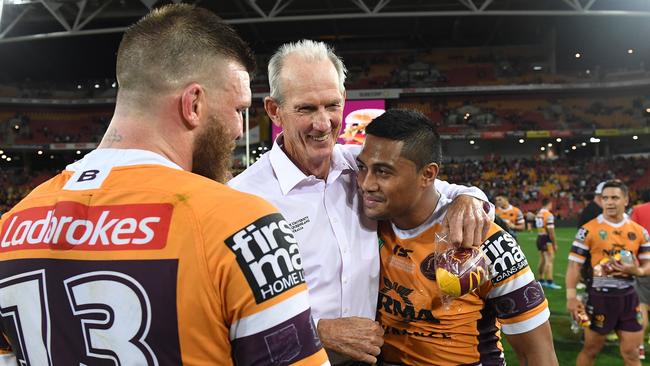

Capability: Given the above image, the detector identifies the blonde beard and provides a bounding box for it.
[192,115,235,183]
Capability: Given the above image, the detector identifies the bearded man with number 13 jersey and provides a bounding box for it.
[0,4,328,366]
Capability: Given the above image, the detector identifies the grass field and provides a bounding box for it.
[501,227,633,365]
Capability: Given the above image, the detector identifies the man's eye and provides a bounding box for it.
[377,169,390,176]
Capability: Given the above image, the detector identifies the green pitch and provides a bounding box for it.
[501,227,630,365]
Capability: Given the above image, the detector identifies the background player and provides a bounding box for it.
[495,194,525,234]
[631,190,650,349]
[578,182,606,228]
[0,5,328,365]
[356,109,557,366]
[566,180,650,366]
[537,198,561,289]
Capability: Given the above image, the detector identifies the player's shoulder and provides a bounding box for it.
[626,218,649,236]
[581,216,602,230]
[172,171,277,217]
[1,170,72,214]
[481,222,523,255]
[485,222,507,239]
[481,223,529,281]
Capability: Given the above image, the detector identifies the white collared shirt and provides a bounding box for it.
[228,138,488,324]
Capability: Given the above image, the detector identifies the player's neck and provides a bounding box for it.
[98,107,191,171]
[604,213,625,223]
[391,189,440,230]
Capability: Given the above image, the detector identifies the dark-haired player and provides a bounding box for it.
[567,180,650,366]
[357,109,557,366]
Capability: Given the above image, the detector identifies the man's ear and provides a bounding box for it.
[264,96,282,127]
[421,162,439,188]
[180,83,204,129]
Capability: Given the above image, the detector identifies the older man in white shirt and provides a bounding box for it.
[229,39,492,364]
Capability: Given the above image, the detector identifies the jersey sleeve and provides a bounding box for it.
[568,227,590,265]
[639,228,650,262]
[546,213,555,228]
[204,195,328,366]
[479,224,549,335]
[515,208,525,226]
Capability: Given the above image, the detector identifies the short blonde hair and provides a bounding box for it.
[116,4,255,95]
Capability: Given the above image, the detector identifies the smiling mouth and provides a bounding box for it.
[310,134,330,142]
[363,194,384,205]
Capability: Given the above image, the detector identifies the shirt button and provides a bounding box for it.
[343,277,348,284]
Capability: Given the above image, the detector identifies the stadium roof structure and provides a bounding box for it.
[1,0,650,44]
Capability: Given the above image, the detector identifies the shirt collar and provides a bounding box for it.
[269,134,354,195]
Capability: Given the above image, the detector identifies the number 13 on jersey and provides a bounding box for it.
[0,259,181,365]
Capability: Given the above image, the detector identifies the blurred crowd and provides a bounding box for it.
[2,45,649,99]
[440,156,649,220]
[0,169,32,215]
[3,155,647,220]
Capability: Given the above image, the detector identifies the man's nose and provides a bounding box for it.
[313,109,331,131]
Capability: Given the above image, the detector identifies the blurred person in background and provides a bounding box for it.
[631,189,650,347]
[495,194,525,234]
[577,182,605,228]
[567,180,650,366]
[537,198,561,289]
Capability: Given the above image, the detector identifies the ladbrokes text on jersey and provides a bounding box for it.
[0,201,173,251]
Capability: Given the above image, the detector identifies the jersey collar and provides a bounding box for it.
[66,148,183,172]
